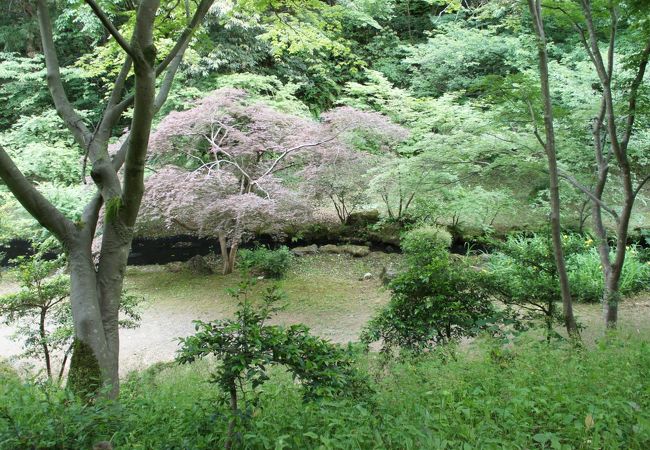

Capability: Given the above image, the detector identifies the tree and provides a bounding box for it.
[527,0,579,338]
[0,250,141,383]
[543,0,650,328]
[0,0,216,397]
[300,106,409,223]
[143,88,319,274]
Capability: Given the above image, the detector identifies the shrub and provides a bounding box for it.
[177,281,370,448]
[237,246,294,279]
[485,233,581,339]
[400,225,452,255]
[362,228,496,353]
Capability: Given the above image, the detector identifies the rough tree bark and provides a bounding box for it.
[527,0,579,338]
[0,0,215,397]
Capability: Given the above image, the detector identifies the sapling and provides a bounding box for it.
[177,280,369,449]
[0,248,142,383]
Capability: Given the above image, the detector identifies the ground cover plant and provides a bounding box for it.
[1,333,649,449]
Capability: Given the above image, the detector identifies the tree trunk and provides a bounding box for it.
[66,243,118,397]
[39,308,52,379]
[528,0,579,338]
[226,383,238,450]
[219,233,237,275]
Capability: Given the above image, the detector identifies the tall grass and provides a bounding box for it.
[2,335,649,449]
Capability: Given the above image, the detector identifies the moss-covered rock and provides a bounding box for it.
[320,244,370,257]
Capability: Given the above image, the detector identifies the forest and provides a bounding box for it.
[0,0,649,448]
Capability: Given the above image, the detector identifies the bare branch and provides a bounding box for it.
[634,174,650,198]
[558,170,619,222]
[0,145,76,243]
[526,99,546,149]
[36,0,92,149]
[84,0,137,61]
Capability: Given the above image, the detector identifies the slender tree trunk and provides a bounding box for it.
[528,0,579,338]
[39,308,52,379]
[226,383,238,450]
[228,242,239,274]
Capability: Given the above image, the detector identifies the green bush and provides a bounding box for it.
[400,225,452,254]
[178,281,370,448]
[363,227,495,353]
[488,234,650,311]
[486,233,581,338]
[238,246,294,279]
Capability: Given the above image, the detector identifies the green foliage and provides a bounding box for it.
[403,24,532,97]
[401,225,452,253]
[566,242,650,303]
[3,335,650,448]
[104,196,123,224]
[486,233,580,339]
[0,251,71,380]
[488,234,650,318]
[238,246,294,279]
[362,227,495,353]
[178,281,367,400]
[177,281,370,446]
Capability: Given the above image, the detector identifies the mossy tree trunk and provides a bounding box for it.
[0,0,216,398]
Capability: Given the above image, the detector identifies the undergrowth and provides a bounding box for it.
[1,334,649,449]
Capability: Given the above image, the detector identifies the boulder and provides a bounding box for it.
[320,244,370,257]
[291,244,319,256]
[346,209,380,227]
[185,255,213,275]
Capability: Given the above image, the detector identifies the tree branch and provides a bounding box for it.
[84,0,138,61]
[558,170,619,222]
[36,0,92,149]
[156,0,214,76]
[634,174,650,198]
[621,37,650,150]
[0,145,76,243]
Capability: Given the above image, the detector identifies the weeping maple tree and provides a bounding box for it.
[143,88,324,273]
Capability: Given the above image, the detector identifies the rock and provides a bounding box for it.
[185,255,213,275]
[379,266,398,286]
[166,261,183,273]
[320,244,370,257]
[93,442,113,450]
[346,209,380,227]
[291,244,319,256]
